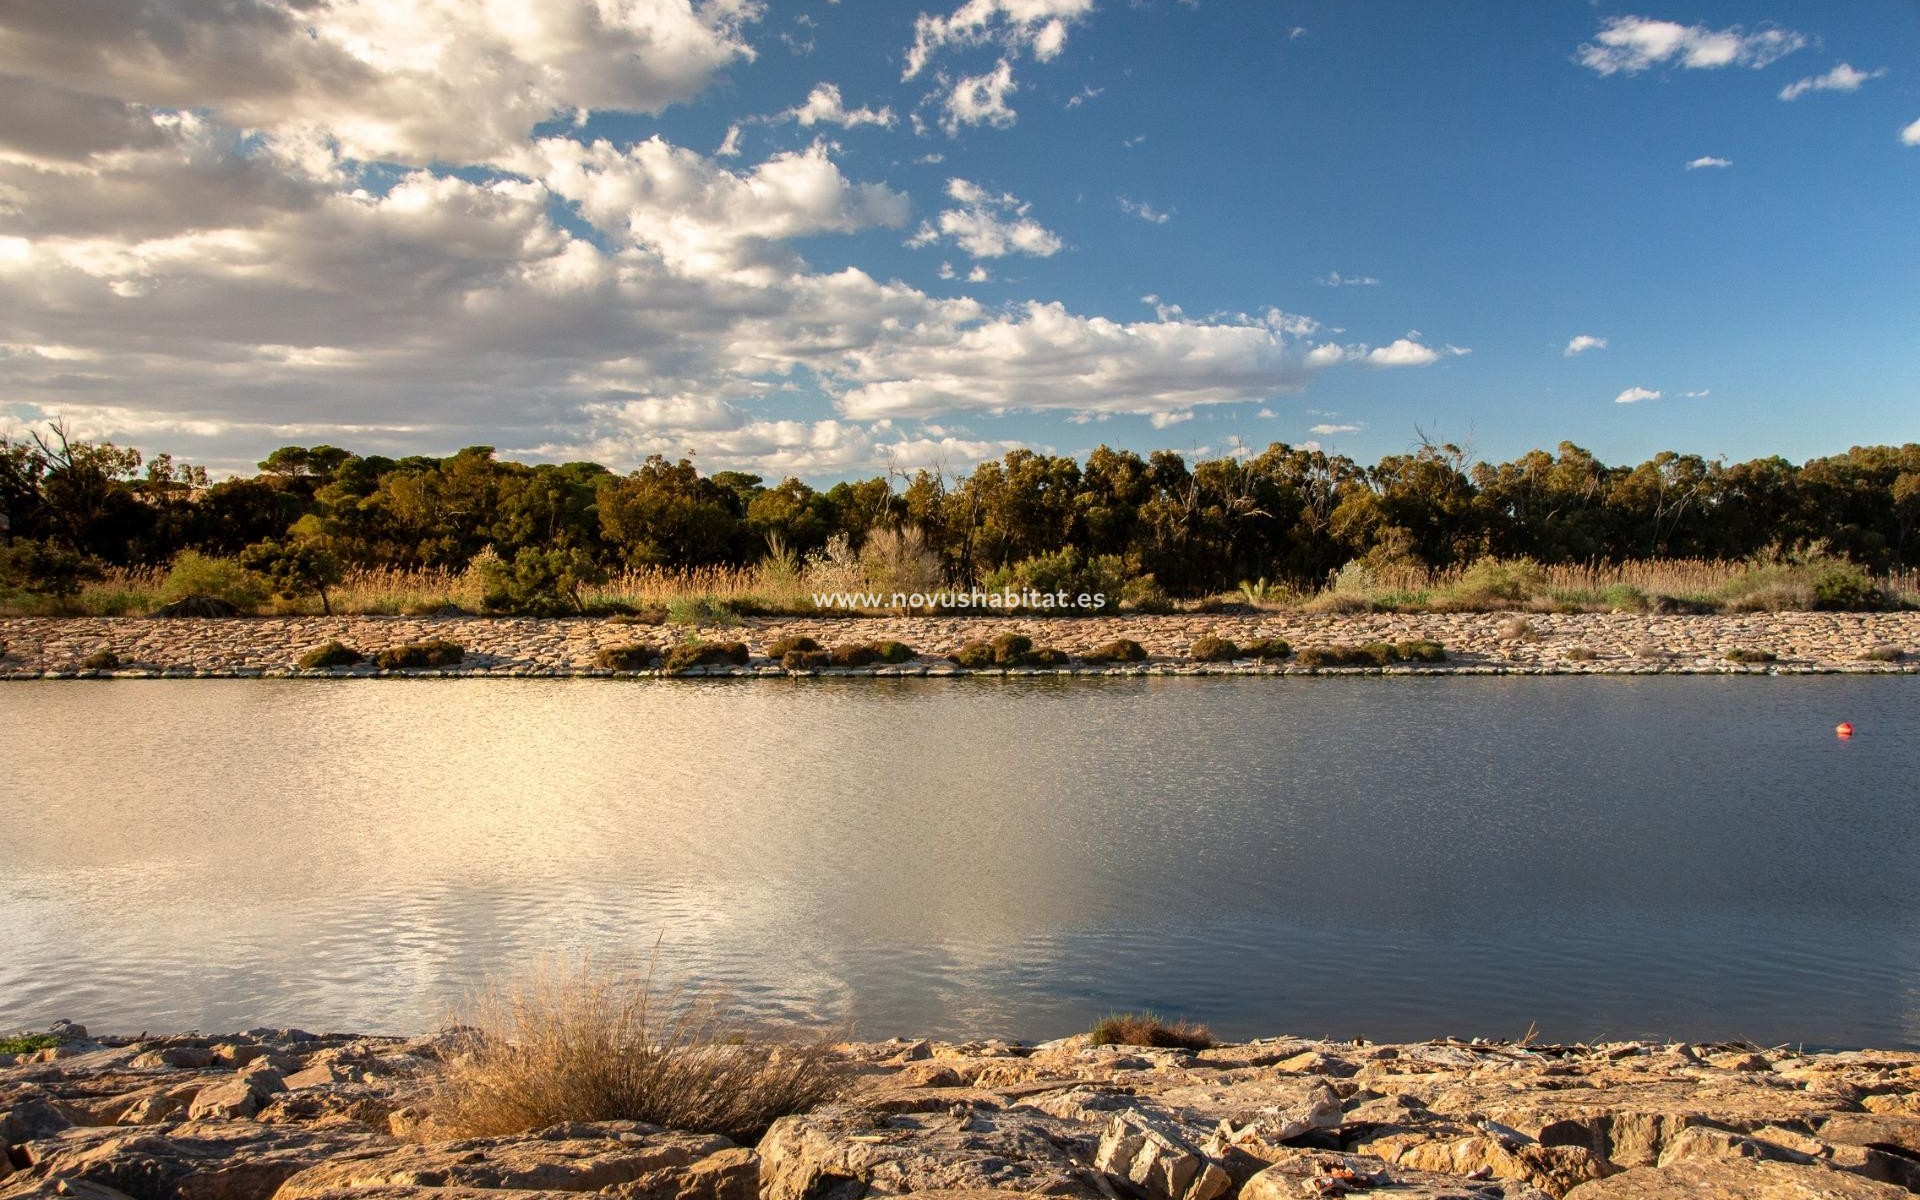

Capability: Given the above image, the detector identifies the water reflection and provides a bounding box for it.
[2,676,1916,1046]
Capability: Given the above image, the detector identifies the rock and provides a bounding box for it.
[1241,1152,1552,1200]
[0,1178,140,1200]
[1653,1124,1812,1167]
[3,1096,74,1146]
[1564,1157,1915,1198]
[269,1124,734,1199]
[131,1051,213,1072]
[188,1072,285,1124]
[1092,1109,1231,1200]
[1817,1114,1920,1157]
[1357,1130,1614,1196]
[757,1104,1102,1200]
[600,1146,757,1200]
[7,1122,380,1200]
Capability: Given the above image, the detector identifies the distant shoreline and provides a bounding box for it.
[2,612,1914,679]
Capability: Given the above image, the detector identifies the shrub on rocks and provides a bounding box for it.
[148,595,240,618]
[1294,641,1442,668]
[1392,638,1447,663]
[1496,616,1541,642]
[429,958,847,1142]
[1241,637,1292,660]
[869,640,915,664]
[1859,644,1906,662]
[991,632,1033,664]
[1026,646,1070,667]
[1089,1012,1214,1051]
[662,641,750,674]
[1564,645,1599,661]
[766,635,821,657]
[951,641,996,668]
[1188,635,1240,662]
[375,639,465,670]
[781,649,832,670]
[81,648,120,670]
[1083,638,1148,664]
[594,644,659,671]
[1725,647,1778,664]
[829,643,879,667]
[298,641,363,669]
[1633,642,1670,660]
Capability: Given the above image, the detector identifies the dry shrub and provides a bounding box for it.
[1563,645,1599,662]
[431,959,847,1143]
[1496,616,1540,642]
[1089,1012,1213,1050]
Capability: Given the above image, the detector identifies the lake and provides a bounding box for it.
[2,677,1916,1047]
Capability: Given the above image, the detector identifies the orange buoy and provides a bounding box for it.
[1836,721,1855,739]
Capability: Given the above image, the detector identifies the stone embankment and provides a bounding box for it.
[1,613,1917,679]
[7,1025,1920,1200]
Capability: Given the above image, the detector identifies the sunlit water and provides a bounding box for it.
[2,677,1917,1047]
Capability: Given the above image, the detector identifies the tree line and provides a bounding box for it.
[3,423,1917,603]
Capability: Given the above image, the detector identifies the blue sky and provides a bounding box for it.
[0,1,1914,478]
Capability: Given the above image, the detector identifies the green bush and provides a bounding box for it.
[1,538,99,599]
[1083,637,1148,664]
[1811,566,1884,611]
[1392,638,1447,663]
[299,641,363,669]
[1188,635,1239,662]
[869,640,915,664]
[829,643,879,667]
[1025,646,1070,667]
[82,648,120,670]
[1434,557,1547,610]
[480,547,607,616]
[1602,584,1650,612]
[991,632,1033,665]
[160,551,267,610]
[667,596,740,627]
[1089,1012,1213,1051]
[983,549,1126,611]
[1724,647,1778,664]
[766,634,821,657]
[376,639,465,669]
[594,644,659,671]
[951,641,996,668]
[1119,574,1173,614]
[781,648,832,670]
[1241,637,1291,660]
[662,641,750,674]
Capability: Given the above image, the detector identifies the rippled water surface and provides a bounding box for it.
[3,676,1918,1046]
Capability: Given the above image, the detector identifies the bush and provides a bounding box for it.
[376,639,466,669]
[1188,635,1239,662]
[781,648,832,670]
[428,958,848,1143]
[241,538,344,614]
[160,551,267,610]
[608,607,670,626]
[480,547,607,616]
[984,548,1127,612]
[1083,638,1148,664]
[667,596,740,627]
[951,641,996,668]
[1602,584,1650,612]
[594,644,659,671]
[1436,557,1547,609]
[829,643,879,667]
[1088,1012,1213,1051]
[991,632,1033,665]
[869,640,915,664]
[1119,574,1173,615]
[1564,645,1599,662]
[0,538,99,599]
[662,641,750,674]
[1633,642,1670,660]
[1811,566,1884,612]
[82,648,120,670]
[148,595,240,618]
[299,641,363,669]
[1241,637,1292,660]
[1026,646,1070,667]
[1725,647,1778,664]
[1860,645,1906,662]
[766,634,821,657]
[1496,616,1540,642]
[1392,638,1447,663]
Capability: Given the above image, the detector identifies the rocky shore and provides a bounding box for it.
[1,612,1916,679]
[7,1025,1920,1200]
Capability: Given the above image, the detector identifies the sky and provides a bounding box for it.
[0,0,1915,481]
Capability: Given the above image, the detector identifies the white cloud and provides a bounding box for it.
[1318,271,1379,287]
[1064,85,1103,109]
[966,265,989,282]
[715,124,743,158]
[1149,410,1192,428]
[1118,197,1171,224]
[1564,334,1608,356]
[1685,156,1732,170]
[1578,16,1808,77]
[1256,407,1276,418]
[1684,389,1710,398]
[0,0,762,166]
[903,0,1094,79]
[1902,118,1920,146]
[941,59,1019,133]
[1363,336,1467,367]
[1309,423,1360,435]
[1615,386,1662,404]
[1779,63,1887,101]
[909,178,1061,258]
[788,83,895,129]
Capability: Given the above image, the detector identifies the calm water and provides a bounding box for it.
[2,677,1918,1047]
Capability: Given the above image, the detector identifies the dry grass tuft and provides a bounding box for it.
[1088,1012,1214,1051]
[429,958,848,1143]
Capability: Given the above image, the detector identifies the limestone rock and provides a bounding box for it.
[131,1051,213,1072]
[1241,1152,1552,1200]
[1092,1109,1231,1200]
[7,1122,382,1200]
[757,1104,1101,1200]
[1564,1157,1915,1198]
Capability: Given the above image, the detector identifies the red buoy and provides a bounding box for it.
[1836,722,1854,739]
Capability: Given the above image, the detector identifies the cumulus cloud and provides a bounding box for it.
[1578,16,1807,76]
[908,178,1060,258]
[1564,334,1608,356]
[0,0,762,166]
[902,0,1094,79]
[1118,197,1171,224]
[1361,336,1468,368]
[1615,386,1662,404]
[1903,118,1920,146]
[1686,155,1732,170]
[1778,63,1887,101]
[787,82,895,129]
[941,59,1019,133]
